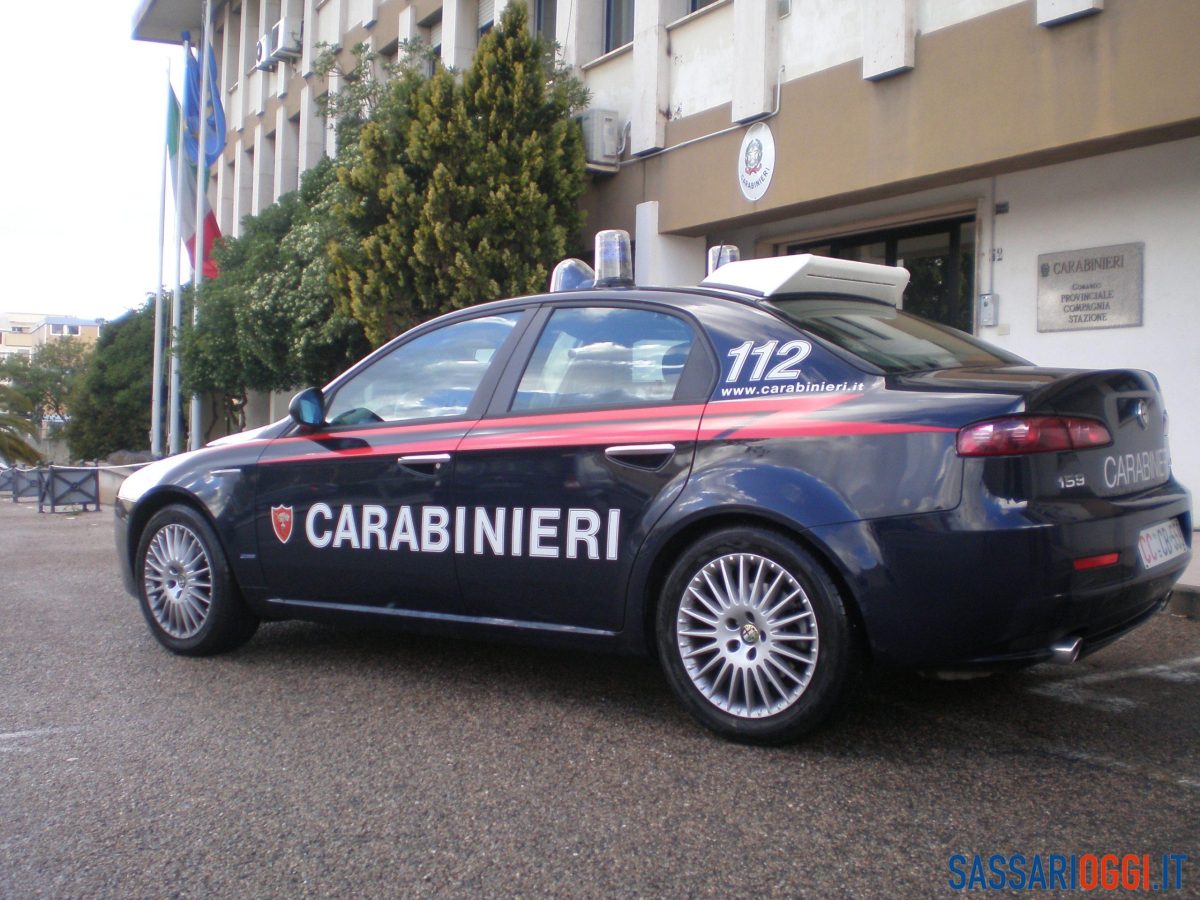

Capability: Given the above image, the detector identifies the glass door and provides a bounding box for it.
[786,217,975,333]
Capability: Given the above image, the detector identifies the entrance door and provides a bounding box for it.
[787,217,975,332]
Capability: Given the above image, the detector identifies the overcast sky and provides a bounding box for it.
[1,2,179,323]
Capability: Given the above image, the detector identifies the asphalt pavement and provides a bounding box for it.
[1,500,1196,897]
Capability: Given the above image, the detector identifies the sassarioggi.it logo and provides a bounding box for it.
[948,852,1189,892]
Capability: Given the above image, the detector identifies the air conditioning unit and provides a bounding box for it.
[576,109,621,174]
[254,32,276,70]
[270,18,302,61]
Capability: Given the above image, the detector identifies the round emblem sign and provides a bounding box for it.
[737,122,775,202]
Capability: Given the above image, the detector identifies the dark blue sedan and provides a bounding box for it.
[115,252,1192,742]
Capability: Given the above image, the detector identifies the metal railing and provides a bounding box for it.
[0,464,101,513]
[39,466,101,513]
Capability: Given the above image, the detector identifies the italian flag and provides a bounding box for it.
[168,86,221,279]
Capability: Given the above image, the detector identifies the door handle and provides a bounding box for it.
[604,443,676,470]
[397,453,451,474]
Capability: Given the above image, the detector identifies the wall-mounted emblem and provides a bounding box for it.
[738,123,775,202]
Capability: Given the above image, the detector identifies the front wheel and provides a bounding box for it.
[656,528,857,744]
[135,505,259,656]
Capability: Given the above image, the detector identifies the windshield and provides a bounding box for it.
[767,298,1027,374]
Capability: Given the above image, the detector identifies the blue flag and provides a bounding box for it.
[182,38,226,169]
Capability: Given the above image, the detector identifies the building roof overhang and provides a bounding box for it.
[131,0,207,45]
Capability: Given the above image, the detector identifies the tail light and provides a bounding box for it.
[956,416,1111,457]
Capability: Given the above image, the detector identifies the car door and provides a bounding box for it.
[253,309,529,614]
[451,302,716,632]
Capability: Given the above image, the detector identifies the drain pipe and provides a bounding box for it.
[618,66,786,168]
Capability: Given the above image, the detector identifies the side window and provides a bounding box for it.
[513,307,695,411]
[325,313,521,425]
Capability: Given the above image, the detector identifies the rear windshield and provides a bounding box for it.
[767,298,1027,374]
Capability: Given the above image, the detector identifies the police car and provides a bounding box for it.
[115,233,1192,743]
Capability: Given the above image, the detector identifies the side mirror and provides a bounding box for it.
[288,387,326,430]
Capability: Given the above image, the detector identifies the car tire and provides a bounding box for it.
[135,504,259,656]
[656,527,856,744]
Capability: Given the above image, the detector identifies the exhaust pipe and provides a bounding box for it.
[1049,637,1083,665]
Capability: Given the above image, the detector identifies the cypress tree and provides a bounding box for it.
[332,1,587,346]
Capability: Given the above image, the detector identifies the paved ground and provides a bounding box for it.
[1,500,1196,897]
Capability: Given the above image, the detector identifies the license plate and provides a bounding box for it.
[1137,519,1188,570]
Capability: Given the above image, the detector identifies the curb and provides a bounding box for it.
[1168,586,1200,619]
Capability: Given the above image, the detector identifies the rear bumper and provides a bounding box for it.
[813,479,1191,668]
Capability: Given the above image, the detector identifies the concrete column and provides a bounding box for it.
[634,201,705,287]
[862,0,915,81]
[398,4,419,42]
[442,0,478,70]
[231,138,254,237]
[301,0,317,76]
[235,0,257,130]
[251,123,276,213]
[557,0,603,70]
[631,1,686,155]
[274,106,299,196]
[216,158,235,234]
[297,81,327,173]
[732,0,778,122]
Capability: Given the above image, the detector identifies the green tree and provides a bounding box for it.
[331,1,587,345]
[0,337,92,427]
[64,303,156,460]
[182,160,371,431]
[0,385,40,465]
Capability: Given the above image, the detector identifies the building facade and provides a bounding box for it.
[132,0,1200,488]
[0,314,102,364]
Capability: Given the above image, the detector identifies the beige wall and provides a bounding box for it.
[584,0,1200,241]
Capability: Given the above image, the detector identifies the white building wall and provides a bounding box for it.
[666,3,734,122]
[580,49,635,129]
[917,0,1023,34]
[986,137,1200,491]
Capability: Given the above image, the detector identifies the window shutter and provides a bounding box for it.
[478,0,494,29]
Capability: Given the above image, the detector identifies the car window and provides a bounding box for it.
[767,298,1027,373]
[513,307,695,411]
[325,313,521,425]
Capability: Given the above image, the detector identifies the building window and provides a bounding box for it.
[479,0,494,36]
[533,0,556,39]
[690,0,718,10]
[786,216,976,333]
[49,324,81,336]
[605,0,633,52]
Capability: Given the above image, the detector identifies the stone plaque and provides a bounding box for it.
[1037,242,1144,332]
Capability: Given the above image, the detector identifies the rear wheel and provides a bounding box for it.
[657,527,856,743]
[135,505,258,656]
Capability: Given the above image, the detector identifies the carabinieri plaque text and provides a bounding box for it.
[1037,242,1143,332]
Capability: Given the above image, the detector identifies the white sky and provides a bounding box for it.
[1,2,180,323]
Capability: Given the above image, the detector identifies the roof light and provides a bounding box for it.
[549,258,595,292]
[956,416,1112,457]
[594,230,633,287]
[700,254,910,305]
[707,244,740,275]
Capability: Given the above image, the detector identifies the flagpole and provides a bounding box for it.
[151,66,171,459]
[189,0,212,452]
[168,35,189,456]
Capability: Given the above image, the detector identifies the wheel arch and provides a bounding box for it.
[634,510,871,662]
[125,488,226,574]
